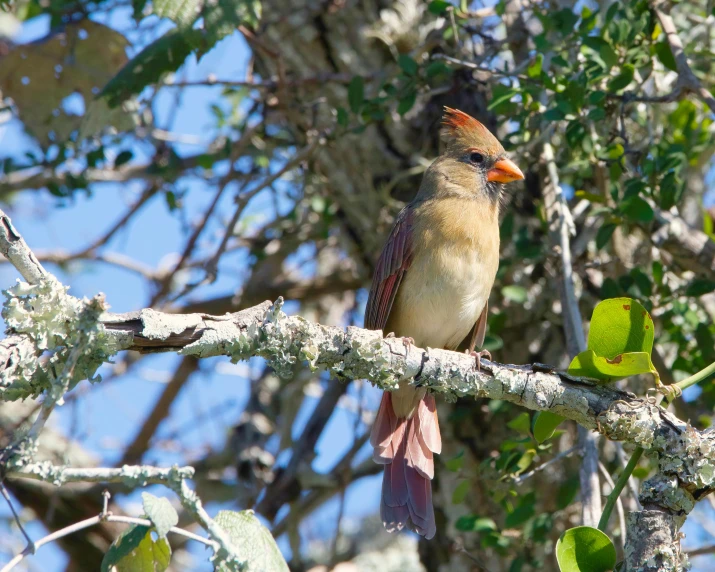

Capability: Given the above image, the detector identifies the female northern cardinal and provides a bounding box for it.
[366,107,524,538]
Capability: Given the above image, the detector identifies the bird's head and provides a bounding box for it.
[424,107,524,203]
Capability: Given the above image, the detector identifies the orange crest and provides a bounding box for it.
[440,107,503,154]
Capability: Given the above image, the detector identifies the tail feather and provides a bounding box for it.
[406,411,433,479]
[382,428,409,507]
[373,391,439,540]
[418,394,442,454]
[370,392,396,449]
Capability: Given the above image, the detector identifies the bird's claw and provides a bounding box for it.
[386,332,414,348]
[468,349,492,372]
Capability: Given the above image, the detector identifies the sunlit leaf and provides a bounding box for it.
[142,493,178,539]
[101,525,171,572]
[556,526,616,572]
[214,510,288,572]
[568,349,654,382]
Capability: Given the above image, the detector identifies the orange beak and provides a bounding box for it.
[487,158,525,183]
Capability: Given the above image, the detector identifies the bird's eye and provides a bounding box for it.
[470,152,484,164]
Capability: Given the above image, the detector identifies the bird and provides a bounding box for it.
[366,107,524,539]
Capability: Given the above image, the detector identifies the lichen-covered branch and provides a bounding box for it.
[2,277,713,502]
[6,463,195,487]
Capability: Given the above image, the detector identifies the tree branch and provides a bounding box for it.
[651,1,715,114]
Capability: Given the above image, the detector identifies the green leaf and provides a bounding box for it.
[114,150,133,168]
[583,37,618,69]
[505,502,535,528]
[202,0,262,50]
[446,450,465,472]
[587,297,654,357]
[607,64,634,92]
[527,54,543,78]
[142,493,178,539]
[514,449,536,474]
[153,0,202,27]
[348,76,364,113]
[685,279,715,297]
[101,525,171,572]
[659,171,679,210]
[452,480,470,504]
[428,0,450,15]
[588,91,607,105]
[652,261,664,286]
[398,54,419,77]
[336,107,348,127]
[101,28,202,107]
[587,107,606,122]
[543,107,566,122]
[695,324,715,363]
[507,412,531,435]
[621,196,654,223]
[556,526,616,572]
[655,41,677,72]
[214,510,289,572]
[425,61,450,79]
[456,515,498,532]
[630,268,652,297]
[557,477,580,510]
[596,223,616,249]
[488,85,519,111]
[533,411,565,443]
[568,298,657,381]
[568,349,654,382]
[502,285,528,303]
[397,89,417,115]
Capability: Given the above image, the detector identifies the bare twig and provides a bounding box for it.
[0,482,33,549]
[513,446,579,484]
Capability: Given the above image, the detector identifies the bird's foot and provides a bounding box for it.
[468,349,492,372]
[385,332,414,348]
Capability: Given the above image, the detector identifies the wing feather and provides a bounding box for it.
[365,207,415,331]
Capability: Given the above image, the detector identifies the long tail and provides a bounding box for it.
[370,391,441,539]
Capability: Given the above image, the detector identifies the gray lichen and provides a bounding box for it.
[624,511,689,572]
[1,277,114,401]
[640,474,694,517]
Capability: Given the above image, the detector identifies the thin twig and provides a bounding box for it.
[0,483,33,549]
[513,446,579,484]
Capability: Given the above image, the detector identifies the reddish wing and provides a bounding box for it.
[365,207,414,331]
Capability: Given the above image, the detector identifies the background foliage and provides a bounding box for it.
[0,0,714,570]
